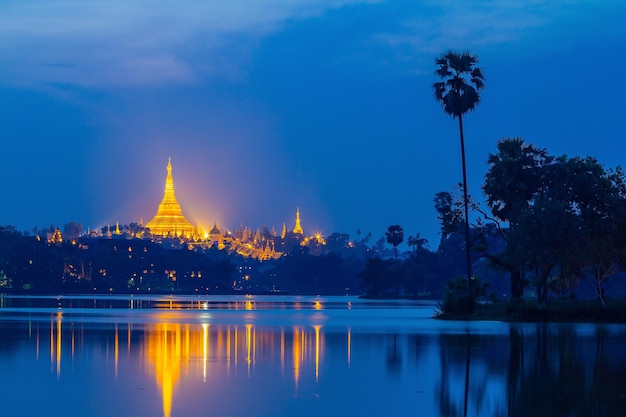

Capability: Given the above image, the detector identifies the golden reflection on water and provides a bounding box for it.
[56,316,61,377]
[144,323,185,417]
[141,321,326,416]
[347,327,351,367]
[114,323,119,377]
[314,325,321,382]
[36,316,333,417]
[47,313,64,378]
[293,327,300,390]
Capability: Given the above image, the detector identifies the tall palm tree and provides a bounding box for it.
[433,51,484,292]
[386,225,404,261]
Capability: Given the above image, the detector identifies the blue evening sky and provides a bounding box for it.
[1,0,625,247]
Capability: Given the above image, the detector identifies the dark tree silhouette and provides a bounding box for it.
[482,138,551,298]
[433,51,484,292]
[434,191,463,247]
[385,225,404,261]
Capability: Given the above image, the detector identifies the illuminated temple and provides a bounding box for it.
[136,158,324,260]
[145,159,195,238]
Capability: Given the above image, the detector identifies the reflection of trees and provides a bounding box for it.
[518,326,587,416]
[386,334,403,375]
[0,322,27,353]
[436,326,626,416]
[407,334,428,365]
[436,335,462,417]
[590,328,626,415]
[506,325,626,416]
[381,334,430,377]
[436,334,507,417]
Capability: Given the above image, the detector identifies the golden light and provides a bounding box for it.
[144,323,185,417]
[145,159,195,238]
[314,325,321,382]
[347,328,352,367]
[56,315,62,377]
[114,324,119,378]
[37,319,340,415]
[293,327,301,392]
[246,324,253,371]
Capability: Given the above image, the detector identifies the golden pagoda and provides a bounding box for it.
[293,207,304,235]
[146,158,195,238]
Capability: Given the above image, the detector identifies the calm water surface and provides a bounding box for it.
[1,295,625,417]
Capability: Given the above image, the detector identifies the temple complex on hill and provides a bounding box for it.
[145,158,195,238]
[132,158,321,260]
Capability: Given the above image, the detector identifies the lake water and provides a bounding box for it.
[1,295,625,417]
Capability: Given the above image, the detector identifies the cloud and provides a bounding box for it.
[0,0,375,87]
[371,0,611,72]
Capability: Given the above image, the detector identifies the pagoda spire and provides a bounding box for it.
[165,158,174,195]
[293,207,303,235]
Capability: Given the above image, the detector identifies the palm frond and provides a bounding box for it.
[460,85,479,113]
[433,50,483,117]
[471,67,484,80]
[447,76,466,92]
[435,65,451,78]
[471,77,485,89]
[432,82,446,100]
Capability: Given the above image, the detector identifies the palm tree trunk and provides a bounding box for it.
[458,114,473,293]
[463,333,471,417]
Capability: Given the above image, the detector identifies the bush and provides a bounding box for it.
[435,277,488,318]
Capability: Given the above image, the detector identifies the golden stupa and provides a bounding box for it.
[293,207,304,235]
[146,158,195,238]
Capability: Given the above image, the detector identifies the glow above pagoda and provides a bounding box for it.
[145,158,195,237]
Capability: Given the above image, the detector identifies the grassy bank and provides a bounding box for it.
[436,298,626,323]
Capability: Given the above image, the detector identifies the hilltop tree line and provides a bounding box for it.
[359,138,626,303]
[1,137,625,300]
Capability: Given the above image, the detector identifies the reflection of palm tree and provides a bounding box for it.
[463,333,471,417]
[433,51,484,291]
[386,334,403,375]
[436,334,465,417]
[507,327,524,415]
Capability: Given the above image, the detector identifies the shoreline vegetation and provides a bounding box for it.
[362,293,626,323]
[435,298,626,323]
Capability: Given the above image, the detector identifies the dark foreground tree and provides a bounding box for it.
[434,191,464,247]
[433,51,484,292]
[482,138,626,302]
[482,138,551,298]
[386,225,404,261]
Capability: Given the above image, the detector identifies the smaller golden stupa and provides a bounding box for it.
[146,158,195,238]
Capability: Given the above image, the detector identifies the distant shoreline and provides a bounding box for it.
[0,289,371,297]
[4,291,624,324]
[435,299,626,324]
